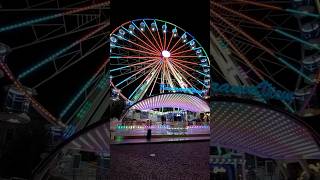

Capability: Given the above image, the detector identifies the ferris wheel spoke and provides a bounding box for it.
[12,20,105,50]
[171,55,205,58]
[121,27,160,53]
[148,65,162,96]
[217,24,300,65]
[166,33,174,51]
[115,60,159,87]
[163,63,177,89]
[32,51,81,89]
[171,38,199,54]
[166,61,189,88]
[111,44,160,56]
[263,38,295,58]
[170,60,208,88]
[163,28,167,50]
[171,48,200,56]
[274,29,320,51]
[121,63,160,100]
[111,67,151,79]
[171,58,199,66]
[213,3,272,29]
[164,27,168,50]
[126,62,162,100]
[131,21,162,52]
[59,58,109,118]
[115,63,159,88]
[110,55,161,59]
[110,59,158,73]
[18,22,108,80]
[170,41,188,54]
[143,20,164,52]
[232,55,292,92]
[214,4,320,51]
[171,59,208,77]
[216,23,305,84]
[0,1,110,33]
[232,37,299,66]
[168,60,201,91]
[154,21,164,51]
[257,55,292,69]
[268,65,288,78]
[213,12,315,83]
[168,33,185,52]
[234,0,320,18]
[112,34,159,55]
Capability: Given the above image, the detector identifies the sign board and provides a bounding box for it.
[160,84,204,95]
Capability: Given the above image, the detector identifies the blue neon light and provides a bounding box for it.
[211,81,294,103]
[160,84,203,95]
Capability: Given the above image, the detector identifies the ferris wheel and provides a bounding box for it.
[211,0,320,115]
[110,19,211,104]
[0,0,110,132]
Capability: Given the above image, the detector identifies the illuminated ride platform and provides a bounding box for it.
[112,124,210,143]
[110,93,210,143]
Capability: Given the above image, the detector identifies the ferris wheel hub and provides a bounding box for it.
[161,50,171,58]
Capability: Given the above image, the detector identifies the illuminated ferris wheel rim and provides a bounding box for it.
[110,18,210,62]
[110,18,211,103]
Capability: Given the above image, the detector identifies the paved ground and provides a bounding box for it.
[109,141,210,180]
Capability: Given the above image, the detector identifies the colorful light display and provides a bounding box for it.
[130,93,210,112]
[211,81,294,103]
[160,84,204,95]
[211,99,320,159]
[116,125,209,130]
[110,19,210,103]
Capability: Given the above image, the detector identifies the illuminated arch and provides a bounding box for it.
[129,93,210,112]
[211,97,320,159]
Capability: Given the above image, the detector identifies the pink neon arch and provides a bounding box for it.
[129,93,209,112]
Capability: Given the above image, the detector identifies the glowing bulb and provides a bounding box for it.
[162,50,171,58]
